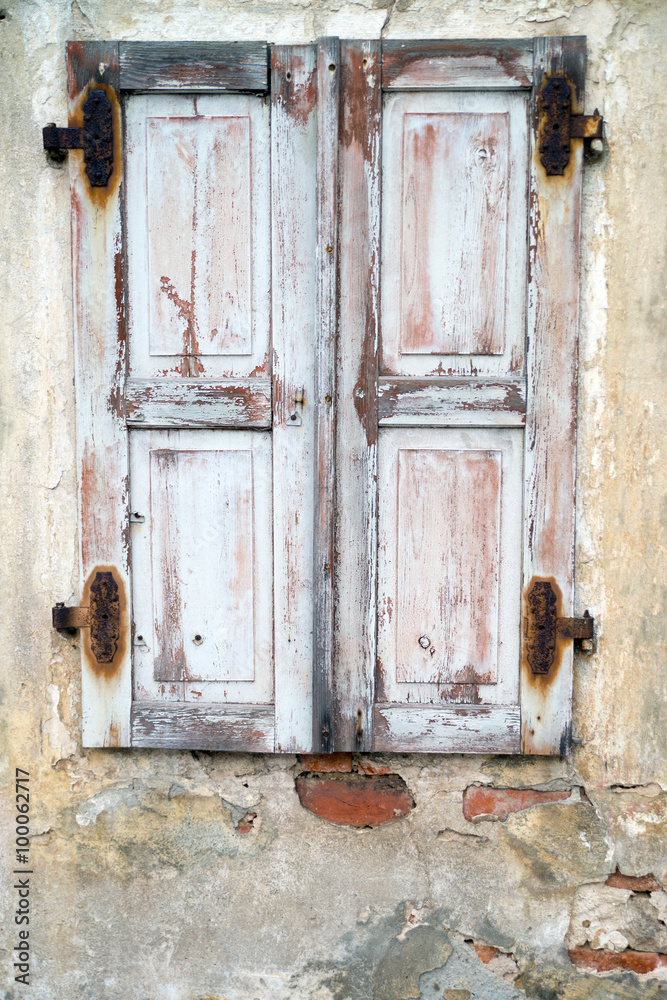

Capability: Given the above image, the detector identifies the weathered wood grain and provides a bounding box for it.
[382,38,534,90]
[125,93,270,380]
[332,40,381,752]
[271,45,318,752]
[312,37,340,753]
[399,111,509,356]
[146,114,252,358]
[378,377,526,426]
[68,42,132,747]
[395,448,501,685]
[129,429,274,706]
[125,378,272,428]
[376,427,523,712]
[131,703,275,751]
[150,449,256,683]
[120,42,269,92]
[374,705,521,753]
[381,90,528,379]
[520,37,586,755]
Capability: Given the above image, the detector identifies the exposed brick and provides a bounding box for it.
[297,753,353,773]
[473,944,503,963]
[236,812,256,834]
[295,773,414,827]
[462,786,570,823]
[357,758,392,775]
[605,867,663,892]
[568,948,667,975]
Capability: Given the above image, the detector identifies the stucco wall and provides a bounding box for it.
[1,1,666,997]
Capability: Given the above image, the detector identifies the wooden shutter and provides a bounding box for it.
[335,37,587,755]
[71,41,319,749]
[70,37,586,754]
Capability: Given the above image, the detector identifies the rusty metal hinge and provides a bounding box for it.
[539,76,604,176]
[42,89,114,187]
[52,570,120,663]
[525,580,594,675]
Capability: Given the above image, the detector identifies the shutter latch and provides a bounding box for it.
[52,570,120,663]
[539,76,604,176]
[525,580,594,675]
[42,89,114,187]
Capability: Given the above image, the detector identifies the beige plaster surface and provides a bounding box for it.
[1,0,666,997]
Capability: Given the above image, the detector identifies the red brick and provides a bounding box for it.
[236,812,256,834]
[605,867,663,892]
[462,786,570,822]
[357,758,392,775]
[297,753,353,773]
[295,773,414,827]
[473,945,503,964]
[568,948,667,975]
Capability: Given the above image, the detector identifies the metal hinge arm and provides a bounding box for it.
[43,125,84,151]
[557,611,594,640]
[52,604,90,631]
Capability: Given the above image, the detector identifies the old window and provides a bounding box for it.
[56,37,593,755]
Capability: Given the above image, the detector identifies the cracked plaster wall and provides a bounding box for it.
[0,0,666,998]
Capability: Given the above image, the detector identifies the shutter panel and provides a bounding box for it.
[336,37,587,754]
[71,41,318,750]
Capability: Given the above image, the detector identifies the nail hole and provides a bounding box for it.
[326,245,333,253]
[286,70,292,81]
[362,58,368,68]
[325,395,332,403]
[329,63,336,72]
[137,635,143,642]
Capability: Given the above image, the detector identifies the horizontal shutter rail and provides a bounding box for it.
[381,38,534,90]
[374,705,521,754]
[125,378,272,429]
[119,42,269,92]
[131,703,275,751]
[378,377,526,427]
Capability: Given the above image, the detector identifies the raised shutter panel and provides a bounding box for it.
[336,37,586,754]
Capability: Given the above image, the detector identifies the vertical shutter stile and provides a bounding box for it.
[312,38,340,752]
[272,45,319,752]
[520,37,586,754]
[69,42,132,747]
[333,40,381,751]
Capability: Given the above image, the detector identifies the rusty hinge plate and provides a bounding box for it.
[52,570,120,663]
[42,88,114,187]
[539,76,604,176]
[525,580,594,675]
